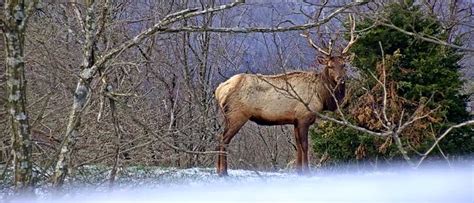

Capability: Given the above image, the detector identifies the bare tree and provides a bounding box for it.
[52,0,246,186]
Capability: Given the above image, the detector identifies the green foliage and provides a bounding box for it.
[311,2,473,164]
[351,3,469,122]
[310,121,383,165]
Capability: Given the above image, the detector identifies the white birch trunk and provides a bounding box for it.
[52,0,97,186]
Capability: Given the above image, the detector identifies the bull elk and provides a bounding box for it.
[215,16,358,176]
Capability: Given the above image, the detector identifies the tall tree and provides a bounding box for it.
[2,0,37,192]
[311,2,473,165]
[51,0,98,186]
[352,2,472,141]
[51,0,246,186]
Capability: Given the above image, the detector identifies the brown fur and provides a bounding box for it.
[320,68,346,111]
[215,57,347,176]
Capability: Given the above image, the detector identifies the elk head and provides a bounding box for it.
[301,15,358,86]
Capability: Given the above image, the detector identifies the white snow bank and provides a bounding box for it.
[8,165,474,203]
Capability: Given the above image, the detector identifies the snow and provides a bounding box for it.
[4,164,473,203]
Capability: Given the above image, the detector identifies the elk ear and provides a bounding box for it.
[317,56,328,65]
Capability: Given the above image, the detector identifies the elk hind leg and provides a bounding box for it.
[217,113,247,176]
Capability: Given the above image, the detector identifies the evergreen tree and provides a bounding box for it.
[311,2,473,164]
[351,3,469,123]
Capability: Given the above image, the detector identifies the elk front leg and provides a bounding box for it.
[297,115,316,174]
[293,125,303,174]
[299,125,310,174]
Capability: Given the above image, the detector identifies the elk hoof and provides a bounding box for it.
[217,170,228,177]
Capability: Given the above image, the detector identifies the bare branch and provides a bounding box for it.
[378,21,474,52]
[155,1,368,34]
[71,1,85,34]
[20,0,38,30]
[392,132,414,166]
[96,0,111,38]
[417,120,474,167]
[315,112,392,137]
[378,42,389,126]
[396,106,440,134]
[105,93,226,156]
[82,0,246,80]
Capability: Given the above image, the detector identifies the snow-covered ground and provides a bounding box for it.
[4,164,474,203]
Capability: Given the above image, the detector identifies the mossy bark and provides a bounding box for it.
[3,0,37,193]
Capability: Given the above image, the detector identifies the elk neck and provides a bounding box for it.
[318,67,345,111]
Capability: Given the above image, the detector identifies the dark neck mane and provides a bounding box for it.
[318,68,345,111]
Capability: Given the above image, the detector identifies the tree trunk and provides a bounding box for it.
[52,0,96,186]
[3,0,36,193]
[50,0,245,185]
[51,79,91,186]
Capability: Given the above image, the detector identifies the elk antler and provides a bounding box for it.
[342,14,358,54]
[300,31,332,56]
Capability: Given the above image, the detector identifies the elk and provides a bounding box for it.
[215,16,358,176]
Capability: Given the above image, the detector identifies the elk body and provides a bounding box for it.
[215,57,346,176]
[215,16,358,176]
